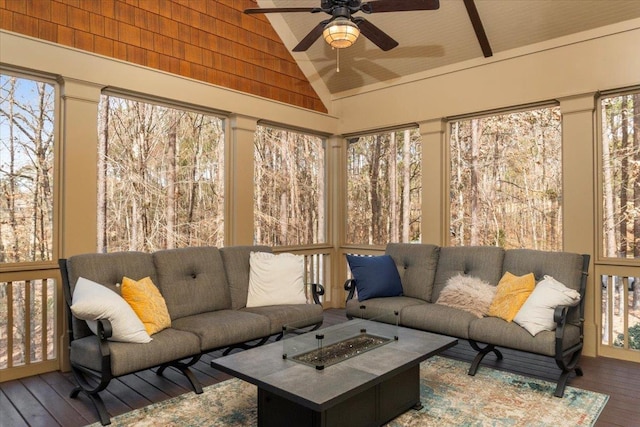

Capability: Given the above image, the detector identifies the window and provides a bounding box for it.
[254,125,325,246]
[600,92,640,259]
[346,128,421,245]
[0,74,55,263]
[98,95,224,251]
[449,107,562,249]
[599,90,640,353]
[1,72,58,371]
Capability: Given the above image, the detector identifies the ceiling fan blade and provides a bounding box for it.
[355,18,399,51]
[362,0,439,13]
[293,21,328,52]
[463,0,493,57]
[244,7,317,14]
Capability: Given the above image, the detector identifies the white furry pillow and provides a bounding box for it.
[436,274,497,318]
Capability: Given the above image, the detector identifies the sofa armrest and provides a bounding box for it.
[554,305,581,359]
[344,278,356,302]
[310,283,325,305]
[95,319,113,374]
[553,305,570,326]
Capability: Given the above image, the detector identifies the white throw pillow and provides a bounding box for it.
[71,277,152,343]
[513,275,581,336]
[246,252,307,307]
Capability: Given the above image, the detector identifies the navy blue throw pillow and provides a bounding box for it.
[346,254,403,302]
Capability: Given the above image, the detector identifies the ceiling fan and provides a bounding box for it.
[244,0,440,52]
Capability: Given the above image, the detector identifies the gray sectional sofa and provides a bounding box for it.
[58,245,324,426]
[344,244,589,398]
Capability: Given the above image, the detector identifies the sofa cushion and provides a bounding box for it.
[385,243,440,302]
[220,246,272,309]
[246,252,307,307]
[433,246,504,302]
[513,275,581,336]
[153,247,231,320]
[70,327,200,376]
[469,316,582,357]
[121,276,171,335]
[347,254,404,301]
[401,303,477,339]
[436,274,496,318]
[66,251,156,340]
[487,272,535,322]
[345,296,425,323]
[171,310,271,352]
[503,249,585,324]
[71,277,152,343]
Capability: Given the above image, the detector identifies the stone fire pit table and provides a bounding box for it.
[211,317,457,427]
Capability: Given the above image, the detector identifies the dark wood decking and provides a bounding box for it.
[1,309,638,427]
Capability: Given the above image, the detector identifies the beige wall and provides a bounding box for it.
[3,20,640,358]
[333,21,640,132]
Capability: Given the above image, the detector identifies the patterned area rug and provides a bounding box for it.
[96,356,608,427]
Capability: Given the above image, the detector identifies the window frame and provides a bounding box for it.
[595,86,640,264]
[253,122,329,247]
[445,101,563,250]
[98,90,228,252]
[343,124,422,246]
[0,67,60,271]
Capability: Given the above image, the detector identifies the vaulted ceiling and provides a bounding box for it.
[255,0,640,96]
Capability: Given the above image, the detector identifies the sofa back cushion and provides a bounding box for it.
[220,246,272,309]
[433,246,505,302]
[153,247,231,320]
[503,249,585,324]
[385,243,440,301]
[65,251,156,340]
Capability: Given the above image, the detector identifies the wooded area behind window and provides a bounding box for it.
[0,74,55,263]
[254,126,325,246]
[0,73,57,369]
[449,107,562,250]
[346,128,422,245]
[599,91,640,352]
[98,95,225,252]
[601,92,640,259]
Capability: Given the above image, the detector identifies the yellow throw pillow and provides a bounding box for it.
[121,276,171,335]
[488,272,535,322]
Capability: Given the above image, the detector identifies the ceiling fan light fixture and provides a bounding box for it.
[323,17,360,49]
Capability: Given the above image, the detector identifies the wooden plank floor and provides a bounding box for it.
[1,309,638,427]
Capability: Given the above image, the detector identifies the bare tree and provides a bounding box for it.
[97,97,109,252]
[389,132,398,242]
[402,129,411,242]
[469,119,480,245]
[165,110,177,249]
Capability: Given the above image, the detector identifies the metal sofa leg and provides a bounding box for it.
[69,367,112,425]
[86,391,111,426]
[70,386,111,425]
[157,355,203,394]
[554,349,583,398]
[468,340,503,375]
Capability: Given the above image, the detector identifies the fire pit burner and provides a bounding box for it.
[291,334,392,369]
